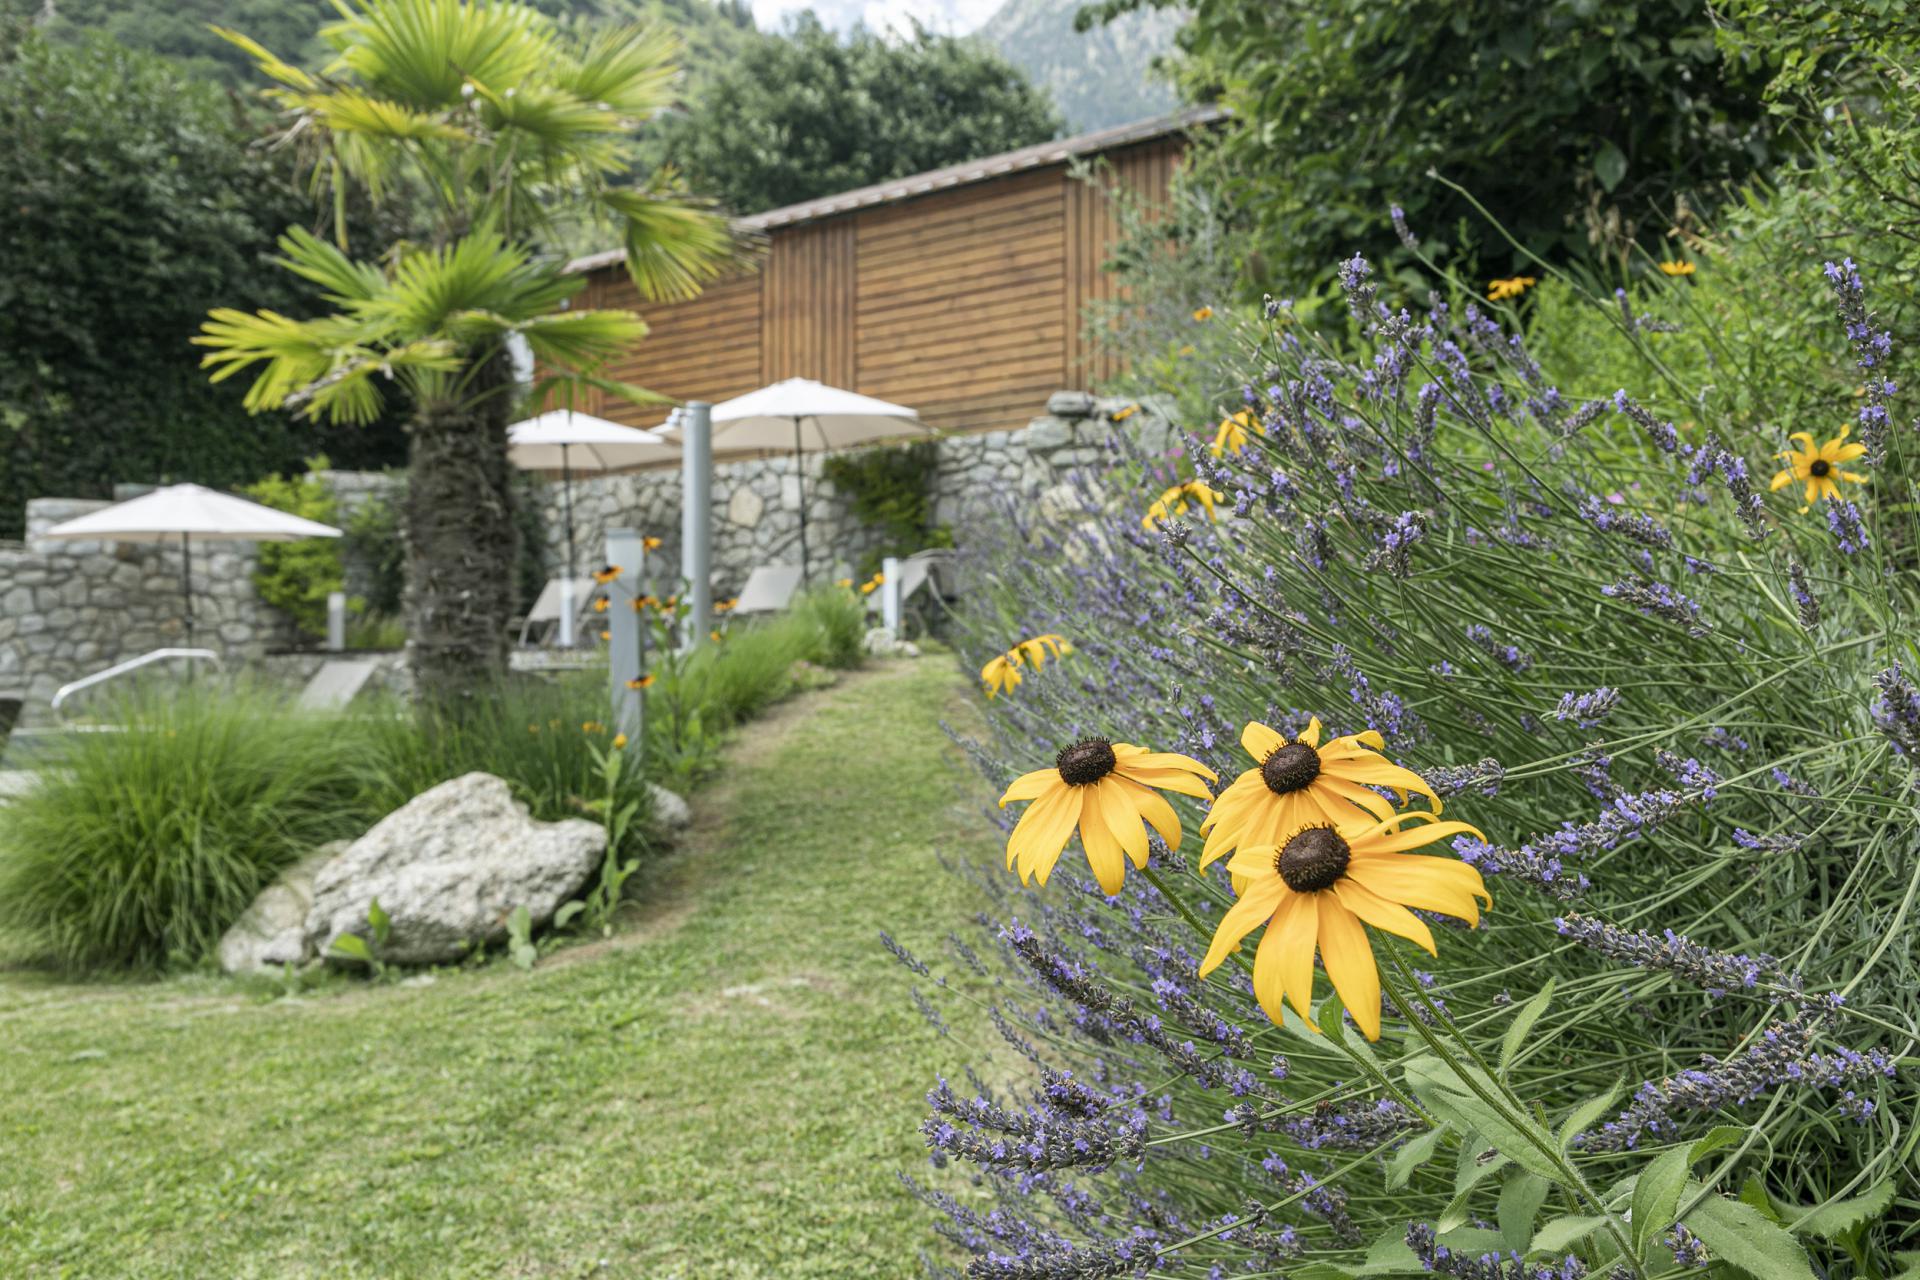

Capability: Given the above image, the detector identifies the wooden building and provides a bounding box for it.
[565,108,1213,438]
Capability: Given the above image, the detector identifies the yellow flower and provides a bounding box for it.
[1211,410,1260,458]
[592,565,621,584]
[1142,481,1225,530]
[582,721,603,734]
[592,596,609,613]
[642,536,662,551]
[836,577,855,589]
[1200,719,1440,869]
[599,629,610,641]
[710,629,724,643]
[527,723,540,735]
[1110,403,1139,422]
[1486,276,1537,302]
[1177,344,1196,357]
[626,674,655,690]
[1192,306,1214,321]
[611,733,628,749]
[1657,260,1696,277]
[981,652,1024,698]
[1000,739,1217,893]
[860,573,883,595]
[1199,812,1490,1040]
[1770,426,1868,505]
[714,597,738,613]
[1015,634,1070,668]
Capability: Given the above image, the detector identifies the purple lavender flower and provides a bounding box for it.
[1465,624,1533,673]
[1824,258,1896,462]
[1825,500,1870,555]
[1554,687,1620,729]
[1554,913,1785,996]
[1601,578,1709,635]
[1788,560,1819,628]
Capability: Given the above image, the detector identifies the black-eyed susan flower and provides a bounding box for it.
[836,576,855,589]
[1200,719,1439,869]
[592,565,621,584]
[582,720,603,734]
[1015,633,1070,667]
[1211,411,1259,458]
[1199,812,1490,1040]
[714,597,738,613]
[599,629,610,641]
[642,536,662,551]
[626,674,655,690]
[710,629,724,643]
[1000,740,1217,893]
[592,596,609,613]
[1487,276,1537,302]
[1110,403,1139,422]
[1772,427,1867,505]
[1192,306,1214,322]
[612,733,628,749]
[860,572,884,595]
[1142,481,1224,530]
[981,652,1023,698]
[1658,260,1696,277]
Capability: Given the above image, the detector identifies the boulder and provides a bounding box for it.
[1045,390,1097,418]
[303,772,605,966]
[218,843,342,974]
[647,782,693,834]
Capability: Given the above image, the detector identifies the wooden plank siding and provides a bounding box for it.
[572,133,1185,442]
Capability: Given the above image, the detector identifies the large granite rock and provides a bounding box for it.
[218,844,342,974]
[304,772,605,966]
[647,782,693,834]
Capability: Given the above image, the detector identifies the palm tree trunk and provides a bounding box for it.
[404,348,518,705]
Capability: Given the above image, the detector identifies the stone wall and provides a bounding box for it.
[536,391,1176,594]
[0,498,287,715]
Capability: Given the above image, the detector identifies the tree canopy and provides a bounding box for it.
[650,15,1062,216]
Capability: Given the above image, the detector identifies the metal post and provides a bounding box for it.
[681,401,712,647]
[882,555,902,634]
[606,527,645,744]
[792,417,810,582]
[558,442,577,649]
[326,591,347,651]
[180,531,194,650]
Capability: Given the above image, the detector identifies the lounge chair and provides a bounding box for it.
[296,658,381,713]
[730,565,805,616]
[516,576,595,646]
[866,548,959,616]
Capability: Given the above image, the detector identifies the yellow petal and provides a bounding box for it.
[1224,844,1280,879]
[1092,777,1149,869]
[1769,469,1794,492]
[1322,756,1441,814]
[1199,771,1262,835]
[1805,478,1821,505]
[1831,442,1868,463]
[1076,794,1128,895]
[1299,717,1323,749]
[1840,470,1868,484]
[1789,432,1817,452]
[1199,876,1285,975]
[1346,854,1490,923]
[1113,765,1215,800]
[1317,896,1382,1040]
[1318,774,1402,823]
[1007,783,1076,873]
[1332,879,1436,955]
[1113,776,1180,854]
[999,768,1058,808]
[1257,890,1320,1026]
[1112,747,1218,781]
[1359,816,1487,855]
[1241,721,1284,761]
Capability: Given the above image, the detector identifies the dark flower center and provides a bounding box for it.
[1809,459,1831,478]
[1261,742,1322,795]
[1056,737,1118,786]
[1276,826,1351,893]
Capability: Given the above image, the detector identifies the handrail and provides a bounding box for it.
[50,648,223,720]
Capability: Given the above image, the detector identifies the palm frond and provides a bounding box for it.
[378,234,579,336]
[323,0,554,110]
[209,26,320,91]
[274,226,388,305]
[527,371,668,412]
[467,77,621,147]
[293,86,466,142]
[555,22,680,119]
[603,189,738,303]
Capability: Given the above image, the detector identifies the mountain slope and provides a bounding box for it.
[975,0,1184,134]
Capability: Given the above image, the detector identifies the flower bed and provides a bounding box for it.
[904,255,1916,1278]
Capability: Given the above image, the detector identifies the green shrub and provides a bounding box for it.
[242,456,349,640]
[790,585,867,670]
[0,684,373,972]
[820,441,952,579]
[343,487,406,619]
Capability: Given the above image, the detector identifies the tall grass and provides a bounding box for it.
[0,685,373,973]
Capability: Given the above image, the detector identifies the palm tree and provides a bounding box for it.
[195,0,732,704]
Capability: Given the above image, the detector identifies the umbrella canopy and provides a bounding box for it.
[507,410,679,472]
[41,482,342,543]
[709,378,922,454]
[43,483,340,650]
[708,379,926,579]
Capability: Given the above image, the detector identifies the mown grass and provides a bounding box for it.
[0,659,990,1278]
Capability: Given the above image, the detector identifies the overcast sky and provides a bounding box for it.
[749,0,1007,37]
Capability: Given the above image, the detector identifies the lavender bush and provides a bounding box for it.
[897,252,1918,1278]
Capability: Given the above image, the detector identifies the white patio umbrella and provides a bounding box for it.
[708,378,925,579]
[507,410,678,591]
[42,483,341,648]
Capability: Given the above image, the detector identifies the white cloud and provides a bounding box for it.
[749,0,1005,37]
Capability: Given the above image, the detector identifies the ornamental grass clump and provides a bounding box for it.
[902,252,1917,1277]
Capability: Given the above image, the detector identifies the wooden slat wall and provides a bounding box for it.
[577,137,1182,441]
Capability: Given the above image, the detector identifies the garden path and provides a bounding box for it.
[0,658,995,1278]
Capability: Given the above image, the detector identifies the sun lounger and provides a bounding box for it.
[730,565,805,616]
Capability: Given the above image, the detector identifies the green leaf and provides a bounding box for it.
[1439,1145,1509,1233]
[1594,140,1628,192]
[552,901,586,929]
[1388,1126,1448,1190]
[1687,1189,1818,1280]
[1783,1179,1894,1239]
[1740,1175,1781,1221]
[327,933,373,963]
[367,896,391,947]
[1688,1126,1749,1163]
[1528,1215,1607,1255]
[1290,1265,1356,1280]
[1629,1147,1694,1252]
[1555,1079,1621,1152]
[1497,1171,1550,1253]
[1404,1055,1568,1186]
[1358,1225,1425,1277]
[1498,979,1554,1075]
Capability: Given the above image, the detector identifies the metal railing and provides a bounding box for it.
[50,648,222,721]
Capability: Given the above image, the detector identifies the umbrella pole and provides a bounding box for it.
[794,417,809,582]
[181,530,194,651]
[561,443,577,648]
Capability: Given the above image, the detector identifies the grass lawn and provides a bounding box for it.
[0,659,995,1278]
